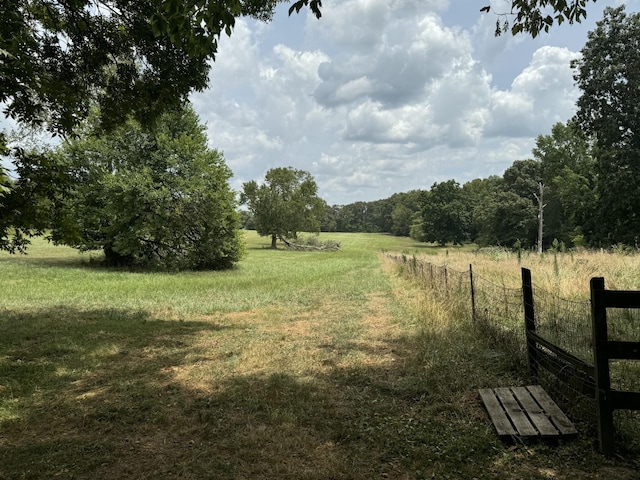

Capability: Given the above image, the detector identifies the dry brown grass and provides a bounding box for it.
[416,248,640,299]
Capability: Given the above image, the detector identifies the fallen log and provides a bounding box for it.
[279,236,341,251]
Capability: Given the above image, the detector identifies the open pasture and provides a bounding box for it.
[0,234,637,479]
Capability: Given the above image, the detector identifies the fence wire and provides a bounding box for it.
[530,287,593,363]
[473,275,525,359]
[384,253,639,444]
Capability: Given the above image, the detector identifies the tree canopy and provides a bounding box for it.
[38,105,243,269]
[241,167,326,249]
[1,0,279,136]
[419,180,471,246]
[572,6,640,245]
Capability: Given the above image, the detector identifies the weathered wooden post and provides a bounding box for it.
[469,264,476,323]
[522,268,539,383]
[590,277,615,455]
[444,265,448,290]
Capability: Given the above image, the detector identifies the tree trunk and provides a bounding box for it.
[534,182,546,254]
[271,234,277,249]
[103,244,134,266]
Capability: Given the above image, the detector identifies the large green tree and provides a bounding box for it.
[532,121,596,246]
[333,202,371,233]
[391,203,414,237]
[48,104,243,270]
[388,190,422,237]
[463,176,504,243]
[502,159,543,200]
[572,6,640,246]
[241,167,326,248]
[0,142,74,253]
[474,190,538,248]
[1,0,281,254]
[419,180,471,246]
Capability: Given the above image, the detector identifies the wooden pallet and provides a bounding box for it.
[479,385,577,439]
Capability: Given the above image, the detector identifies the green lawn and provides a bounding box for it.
[0,233,637,479]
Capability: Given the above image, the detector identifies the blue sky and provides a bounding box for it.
[3,0,639,206]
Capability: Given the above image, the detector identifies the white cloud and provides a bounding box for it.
[486,46,580,137]
[186,0,596,205]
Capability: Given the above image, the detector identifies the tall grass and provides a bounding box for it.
[414,246,640,298]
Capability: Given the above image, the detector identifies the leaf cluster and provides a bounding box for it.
[481,0,594,38]
[0,0,280,136]
[0,146,75,253]
[288,0,322,18]
[419,180,471,246]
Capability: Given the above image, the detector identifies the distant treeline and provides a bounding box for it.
[242,121,631,251]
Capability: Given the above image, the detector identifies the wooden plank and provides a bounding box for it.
[591,278,615,455]
[609,390,640,411]
[604,341,640,360]
[527,385,577,435]
[601,290,640,309]
[527,331,595,376]
[537,352,596,398]
[511,386,558,437]
[494,387,538,437]
[479,388,516,436]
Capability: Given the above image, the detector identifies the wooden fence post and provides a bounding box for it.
[469,264,476,323]
[590,277,615,455]
[444,265,448,290]
[522,268,539,383]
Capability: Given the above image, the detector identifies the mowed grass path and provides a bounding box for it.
[1,233,637,479]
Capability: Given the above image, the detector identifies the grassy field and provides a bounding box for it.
[0,233,638,479]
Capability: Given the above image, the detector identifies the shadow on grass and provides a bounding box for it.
[0,253,97,270]
[1,307,638,480]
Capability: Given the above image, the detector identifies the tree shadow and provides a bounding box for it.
[0,252,97,270]
[1,307,638,479]
[0,306,238,477]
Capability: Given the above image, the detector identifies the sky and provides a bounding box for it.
[189,0,640,205]
[2,0,639,206]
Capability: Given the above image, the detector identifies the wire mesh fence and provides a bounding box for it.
[473,274,525,360]
[384,252,639,448]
